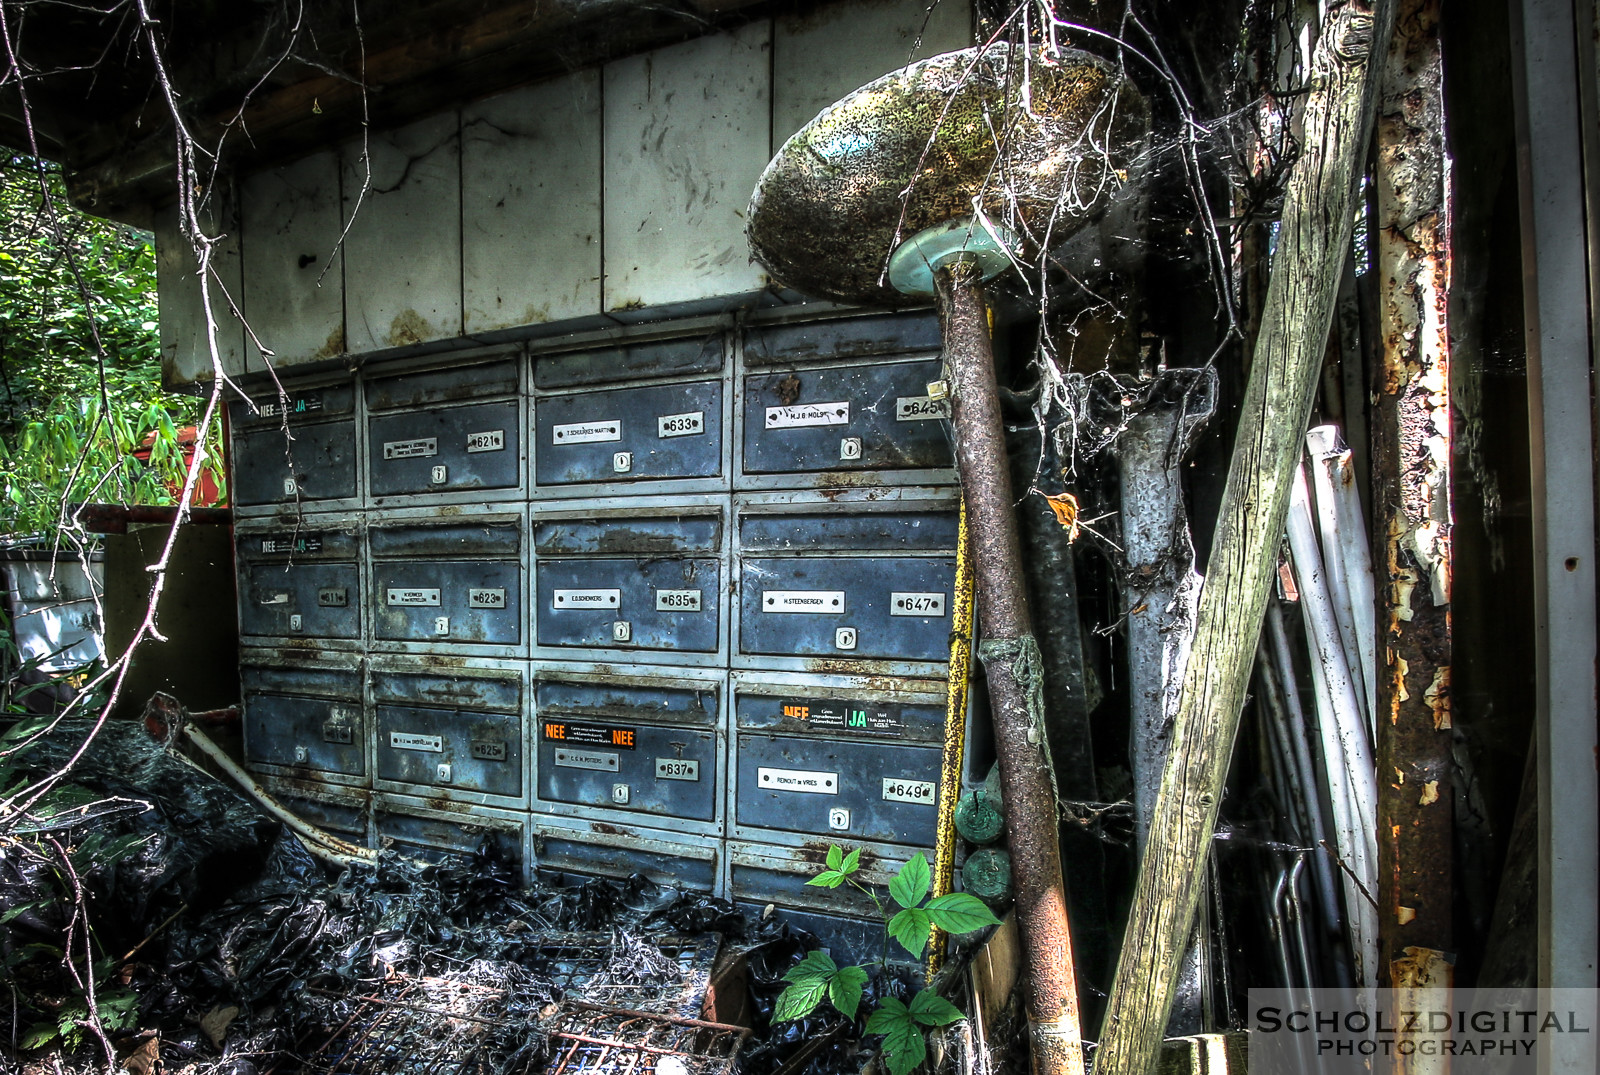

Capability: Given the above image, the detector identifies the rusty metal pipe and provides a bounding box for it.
[936,260,1084,1075]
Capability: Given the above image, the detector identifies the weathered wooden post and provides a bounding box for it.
[746,45,1147,1075]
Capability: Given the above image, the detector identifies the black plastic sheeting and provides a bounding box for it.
[0,719,913,1075]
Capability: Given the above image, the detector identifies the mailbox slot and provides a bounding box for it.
[533,335,723,390]
[532,819,717,892]
[366,358,521,499]
[743,313,941,367]
[230,384,357,508]
[237,526,362,641]
[370,520,523,647]
[241,663,365,779]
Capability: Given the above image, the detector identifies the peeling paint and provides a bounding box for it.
[1418,781,1439,806]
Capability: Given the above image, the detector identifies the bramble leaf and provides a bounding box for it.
[889,851,931,909]
[866,999,926,1075]
[782,950,838,984]
[926,892,1001,935]
[908,989,965,1027]
[840,847,861,876]
[887,906,932,957]
[774,978,828,1022]
[828,965,869,1020]
[806,870,847,889]
[826,845,843,871]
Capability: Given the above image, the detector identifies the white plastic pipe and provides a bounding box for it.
[1288,461,1379,987]
[1306,425,1378,734]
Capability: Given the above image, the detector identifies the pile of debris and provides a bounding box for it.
[0,716,907,1075]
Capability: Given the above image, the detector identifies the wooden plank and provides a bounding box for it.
[772,0,971,145]
[602,21,771,311]
[341,111,462,354]
[462,71,603,333]
[155,190,247,386]
[240,150,347,369]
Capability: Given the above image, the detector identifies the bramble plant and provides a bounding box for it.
[773,847,1000,1075]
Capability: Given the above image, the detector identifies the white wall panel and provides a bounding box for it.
[772,0,972,146]
[603,21,771,311]
[156,191,247,386]
[240,151,346,370]
[341,112,462,354]
[463,71,603,332]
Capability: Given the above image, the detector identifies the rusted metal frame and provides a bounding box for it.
[1093,1,1394,1071]
[935,260,1084,1075]
[1371,0,1454,987]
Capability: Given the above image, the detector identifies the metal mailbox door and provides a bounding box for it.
[735,734,941,845]
[738,556,954,661]
[370,521,522,645]
[237,528,362,640]
[241,665,365,777]
[534,380,723,485]
[230,385,357,506]
[376,705,523,798]
[368,400,521,496]
[534,679,719,821]
[741,358,951,475]
[534,515,721,653]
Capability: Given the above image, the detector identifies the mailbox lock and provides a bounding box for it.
[927,379,950,400]
[611,783,631,805]
[293,745,309,764]
[288,614,304,633]
[828,808,851,831]
[835,627,858,651]
[840,437,862,461]
[437,763,453,783]
[283,477,298,496]
[430,465,448,484]
[434,616,450,636]
[613,452,633,473]
[613,621,632,643]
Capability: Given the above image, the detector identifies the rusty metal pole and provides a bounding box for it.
[936,259,1084,1075]
[1372,0,1453,986]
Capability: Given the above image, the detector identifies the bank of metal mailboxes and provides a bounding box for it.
[372,663,526,806]
[532,507,724,663]
[240,657,366,785]
[366,357,523,503]
[229,382,358,511]
[533,671,722,827]
[739,314,951,489]
[735,503,958,671]
[235,521,361,644]
[533,334,728,496]
[368,514,525,652]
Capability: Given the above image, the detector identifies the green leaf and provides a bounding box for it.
[826,845,843,871]
[887,906,932,958]
[839,847,861,876]
[926,892,1002,935]
[19,1023,58,1051]
[774,978,829,1022]
[866,999,927,1075]
[828,965,869,1020]
[782,950,838,985]
[889,851,931,909]
[908,990,965,1027]
[806,869,847,889]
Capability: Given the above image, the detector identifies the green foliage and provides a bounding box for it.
[773,848,1001,1075]
[0,157,224,540]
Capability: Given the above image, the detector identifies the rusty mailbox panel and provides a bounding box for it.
[374,797,526,871]
[369,518,523,649]
[742,312,941,366]
[534,677,719,822]
[729,844,917,968]
[230,383,358,509]
[733,690,944,847]
[241,660,365,781]
[533,511,722,656]
[531,816,718,892]
[372,667,524,803]
[236,522,362,642]
[736,507,957,667]
[534,379,724,487]
[366,358,523,500]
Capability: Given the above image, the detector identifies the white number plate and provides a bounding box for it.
[655,589,702,612]
[391,732,443,752]
[386,588,440,607]
[554,748,619,772]
[762,590,846,614]
[655,759,701,781]
[466,429,504,453]
[757,767,839,795]
[657,411,705,438]
[469,588,507,609]
[895,396,951,421]
[765,402,850,429]
[384,437,438,459]
[553,420,621,444]
[553,588,621,610]
[882,778,937,804]
[890,592,947,617]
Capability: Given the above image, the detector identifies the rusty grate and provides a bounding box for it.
[541,1003,750,1075]
[527,933,720,1017]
